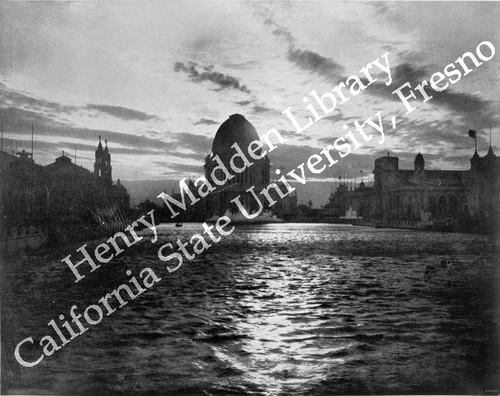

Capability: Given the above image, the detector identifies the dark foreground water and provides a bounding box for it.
[1,224,499,395]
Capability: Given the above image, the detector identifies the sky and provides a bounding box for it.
[0,1,499,204]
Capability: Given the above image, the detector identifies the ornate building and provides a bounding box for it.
[199,114,297,219]
[0,138,130,234]
[328,145,499,230]
[203,114,271,216]
[0,149,46,230]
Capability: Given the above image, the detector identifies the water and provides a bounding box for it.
[1,224,499,395]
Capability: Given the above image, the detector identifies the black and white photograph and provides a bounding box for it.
[0,1,499,394]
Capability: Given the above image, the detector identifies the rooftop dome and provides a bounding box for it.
[414,152,425,171]
[212,114,259,156]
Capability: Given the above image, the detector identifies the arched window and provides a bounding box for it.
[438,196,447,218]
[428,196,437,218]
[449,196,459,216]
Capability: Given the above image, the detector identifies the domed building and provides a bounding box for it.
[204,114,270,216]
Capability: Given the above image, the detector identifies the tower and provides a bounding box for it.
[94,136,112,185]
[414,152,425,172]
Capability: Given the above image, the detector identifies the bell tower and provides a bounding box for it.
[94,136,112,185]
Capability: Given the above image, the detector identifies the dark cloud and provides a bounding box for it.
[234,98,272,115]
[261,14,345,84]
[368,62,495,120]
[1,83,161,124]
[193,118,219,126]
[253,105,272,114]
[235,100,253,106]
[287,48,344,81]
[279,130,299,138]
[3,138,64,159]
[0,105,211,161]
[174,62,250,93]
[1,86,77,114]
[392,63,428,85]
[366,62,498,141]
[85,104,158,121]
[263,14,296,45]
[154,162,204,175]
[259,11,496,142]
[431,90,495,121]
[272,27,295,45]
[263,17,274,25]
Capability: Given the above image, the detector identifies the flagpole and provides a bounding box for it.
[490,124,492,147]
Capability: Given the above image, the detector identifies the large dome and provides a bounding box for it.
[212,114,259,156]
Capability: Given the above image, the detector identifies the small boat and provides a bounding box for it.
[175,222,182,227]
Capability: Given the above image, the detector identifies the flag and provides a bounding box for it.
[468,130,476,138]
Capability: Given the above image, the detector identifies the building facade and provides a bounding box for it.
[204,114,270,216]
[327,146,499,230]
[203,114,296,218]
[0,138,130,237]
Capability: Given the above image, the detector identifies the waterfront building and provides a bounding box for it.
[327,145,499,229]
[204,114,271,216]
[0,138,130,235]
[0,149,46,230]
[202,114,297,219]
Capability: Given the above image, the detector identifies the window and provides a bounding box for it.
[428,196,437,218]
[438,196,447,218]
[449,196,459,216]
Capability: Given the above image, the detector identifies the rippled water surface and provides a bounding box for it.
[2,224,499,395]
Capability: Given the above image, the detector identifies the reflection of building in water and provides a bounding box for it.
[203,114,296,218]
[0,137,130,233]
[327,146,499,229]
